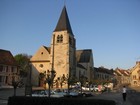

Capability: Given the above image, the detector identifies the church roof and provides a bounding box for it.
[77,63,87,70]
[54,6,73,35]
[43,46,51,54]
[76,49,92,63]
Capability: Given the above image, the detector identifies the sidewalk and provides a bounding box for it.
[89,92,132,105]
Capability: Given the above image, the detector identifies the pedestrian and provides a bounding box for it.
[122,86,127,101]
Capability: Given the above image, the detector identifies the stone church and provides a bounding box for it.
[30,6,94,88]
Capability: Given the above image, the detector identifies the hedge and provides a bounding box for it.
[8,96,116,105]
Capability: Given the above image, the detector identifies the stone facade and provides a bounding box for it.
[130,61,140,86]
[114,68,131,86]
[30,6,94,88]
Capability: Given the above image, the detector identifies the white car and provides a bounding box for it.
[32,90,48,97]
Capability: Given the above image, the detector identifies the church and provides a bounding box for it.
[30,6,94,88]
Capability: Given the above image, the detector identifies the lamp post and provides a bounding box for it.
[46,69,56,97]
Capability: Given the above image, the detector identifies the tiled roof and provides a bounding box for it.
[114,71,121,76]
[115,68,130,76]
[0,49,17,65]
[76,49,92,63]
[54,6,73,35]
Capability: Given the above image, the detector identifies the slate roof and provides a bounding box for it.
[77,63,86,70]
[0,49,17,65]
[94,67,113,75]
[76,49,92,63]
[43,46,51,54]
[54,6,73,35]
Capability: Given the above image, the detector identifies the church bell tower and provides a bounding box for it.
[50,6,76,86]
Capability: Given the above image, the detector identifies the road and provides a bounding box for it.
[88,88,140,105]
[128,92,140,105]
[0,87,140,105]
[0,88,25,105]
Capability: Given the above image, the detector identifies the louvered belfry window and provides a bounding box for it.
[57,35,63,43]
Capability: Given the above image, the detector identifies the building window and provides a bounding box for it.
[133,75,136,79]
[11,67,17,73]
[57,35,63,43]
[0,76,4,82]
[0,66,7,72]
[0,65,3,72]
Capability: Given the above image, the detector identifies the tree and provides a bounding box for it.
[79,75,87,94]
[66,74,78,94]
[12,77,20,96]
[8,73,23,96]
[14,54,31,77]
[45,70,56,97]
[56,74,66,88]
[39,72,46,87]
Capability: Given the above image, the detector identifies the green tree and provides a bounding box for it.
[66,74,78,94]
[14,54,31,77]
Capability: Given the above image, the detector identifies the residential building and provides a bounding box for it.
[94,67,114,84]
[114,68,130,86]
[0,49,19,88]
[130,61,140,86]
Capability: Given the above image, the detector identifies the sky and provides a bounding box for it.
[0,0,140,70]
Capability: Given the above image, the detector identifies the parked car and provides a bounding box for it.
[92,85,99,92]
[51,89,67,98]
[32,90,48,97]
[82,86,99,92]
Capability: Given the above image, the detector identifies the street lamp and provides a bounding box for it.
[46,69,56,97]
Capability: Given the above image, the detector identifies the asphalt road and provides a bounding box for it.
[0,88,25,105]
[88,88,140,105]
[0,87,140,105]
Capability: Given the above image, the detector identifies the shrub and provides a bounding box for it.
[8,96,116,105]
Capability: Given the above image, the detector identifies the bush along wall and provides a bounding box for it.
[8,96,116,105]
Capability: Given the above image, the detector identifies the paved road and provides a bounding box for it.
[0,88,25,105]
[89,92,132,105]
[0,87,140,105]
[88,87,140,105]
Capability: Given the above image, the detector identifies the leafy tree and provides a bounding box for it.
[14,54,31,77]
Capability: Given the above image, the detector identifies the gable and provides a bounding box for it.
[130,61,140,73]
[30,46,50,62]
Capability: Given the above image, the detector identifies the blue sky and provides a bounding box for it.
[0,0,140,69]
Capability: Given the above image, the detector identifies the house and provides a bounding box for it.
[114,68,130,86]
[130,61,140,86]
[0,49,19,88]
[94,67,114,84]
